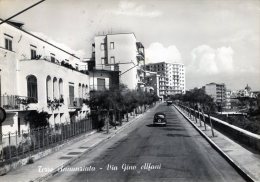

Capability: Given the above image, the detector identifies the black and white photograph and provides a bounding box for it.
[0,0,260,181]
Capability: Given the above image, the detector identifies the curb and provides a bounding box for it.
[33,105,157,182]
[0,130,97,176]
[173,105,256,182]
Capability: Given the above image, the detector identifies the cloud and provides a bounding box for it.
[219,30,259,43]
[114,1,162,18]
[145,42,182,64]
[188,45,234,75]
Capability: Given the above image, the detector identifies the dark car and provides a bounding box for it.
[153,112,167,126]
[166,100,173,106]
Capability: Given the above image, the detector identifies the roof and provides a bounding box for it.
[146,62,184,66]
[0,18,80,59]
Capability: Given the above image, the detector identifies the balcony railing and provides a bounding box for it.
[94,64,119,71]
[68,98,83,108]
[137,51,145,61]
[1,95,37,111]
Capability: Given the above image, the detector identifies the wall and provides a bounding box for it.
[94,33,139,90]
[0,22,90,135]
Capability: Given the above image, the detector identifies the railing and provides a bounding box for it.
[0,95,37,111]
[67,97,83,108]
[94,65,119,71]
[177,104,260,152]
[137,51,145,61]
[0,119,93,164]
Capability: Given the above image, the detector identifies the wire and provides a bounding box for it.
[0,0,46,26]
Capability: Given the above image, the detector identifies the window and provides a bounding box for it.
[78,83,82,98]
[30,45,37,59]
[50,53,55,63]
[101,57,108,65]
[110,56,115,64]
[97,78,105,91]
[4,35,13,51]
[27,75,38,101]
[59,79,63,99]
[46,76,52,100]
[53,77,58,99]
[100,43,106,50]
[69,83,75,106]
[110,42,114,49]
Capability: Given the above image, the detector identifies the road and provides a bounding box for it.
[48,103,245,182]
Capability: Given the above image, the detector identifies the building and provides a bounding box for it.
[143,70,160,97]
[0,20,93,136]
[92,33,145,90]
[85,58,120,91]
[225,89,231,110]
[145,62,185,98]
[204,83,226,106]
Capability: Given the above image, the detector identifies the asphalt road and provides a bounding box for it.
[48,103,245,182]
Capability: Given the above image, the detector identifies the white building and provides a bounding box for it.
[145,62,185,97]
[0,20,92,135]
[92,33,145,90]
[204,83,226,105]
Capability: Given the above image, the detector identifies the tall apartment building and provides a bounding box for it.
[145,62,185,97]
[204,83,226,105]
[92,33,145,90]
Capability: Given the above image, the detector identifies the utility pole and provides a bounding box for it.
[0,0,46,26]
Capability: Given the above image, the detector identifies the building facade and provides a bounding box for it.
[143,70,160,97]
[145,62,185,98]
[0,20,91,135]
[92,33,145,90]
[204,83,226,106]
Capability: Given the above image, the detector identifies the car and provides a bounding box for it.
[166,100,173,106]
[153,112,167,126]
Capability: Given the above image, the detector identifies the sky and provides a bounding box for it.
[0,0,259,91]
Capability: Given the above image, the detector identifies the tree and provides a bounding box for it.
[24,111,49,129]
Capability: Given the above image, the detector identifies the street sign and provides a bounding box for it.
[0,107,6,123]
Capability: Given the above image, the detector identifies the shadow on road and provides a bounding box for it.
[146,124,166,127]
[162,128,185,131]
[166,133,191,137]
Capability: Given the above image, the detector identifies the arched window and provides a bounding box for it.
[53,77,58,99]
[27,75,38,101]
[82,84,85,98]
[78,83,82,98]
[46,76,52,101]
[59,78,63,99]
[85,84,88,97]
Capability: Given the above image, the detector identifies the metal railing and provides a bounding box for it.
[94,64,119,71]
[0,95,37,110]
[0,118,93,164]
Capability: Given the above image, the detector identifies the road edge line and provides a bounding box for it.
[173,104,256,182]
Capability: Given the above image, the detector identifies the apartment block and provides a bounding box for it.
[145,62,185,97]
[92,33,145,90]
[144,70,160,97]
[204,83,226,105]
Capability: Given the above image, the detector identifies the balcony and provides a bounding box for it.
[68,98,83,108]
[1,95,37,111]
[20,58,89,75]
[137,51,145,61]
[94,64,119,71]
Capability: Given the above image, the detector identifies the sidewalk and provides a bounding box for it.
[0,108,151,182]
[174,105,260,182]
